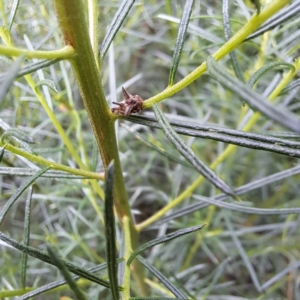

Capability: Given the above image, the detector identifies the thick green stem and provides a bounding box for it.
[52,0,147,295]
[53,0,126,221]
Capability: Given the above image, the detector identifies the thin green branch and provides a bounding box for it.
[0,44,74,59]
[122,216,132,300]
[0,143,104,180]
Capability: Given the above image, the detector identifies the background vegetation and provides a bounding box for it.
[0,0,300,299]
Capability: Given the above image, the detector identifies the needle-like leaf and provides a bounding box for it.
[0,59,61,83]
[127,224,205,266]
[100,0,135,59]
[247,61,294,89]
[47,245,87,300]
[137,256,187,299]
[281,78,300,95]
[0,167,49,226]
[7,0,21,30]
[222,0,244,81]
[207,56,300,134]
[168,0,194,86]
[157,164,300,226]
[153,105,235,197]
[246,0,300,40]
[194,195,300,215]
[17,259,124,300]
[121,123,192,168]
[0,231,115,289]
[20,186,33,289]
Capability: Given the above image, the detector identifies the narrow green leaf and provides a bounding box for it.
[222,0,244,82]
[17,259,124,300]
[100,0,135,59]
[195,195,300,215]
[104,161,119,300]
[7,0,21,30]
[137,256,187,299]
[207,56,300,134]
[47,245,87,300]
[0,168,94,179]
[153,105,235,197]
[0,167,49,226]
[246,0,300,40]
[281,78,300,95]
[0,59,61,82]
[127,224,205,266]
[121,123,192,168]
[129,115,300,149]
[261,261,300,291]
[247,62,294,89]
[128,115,300,158]
[0,231,114,289]
[21,186,33,289]
[168,0,194,86]
[224,215,262,292]
[0,56,23,104]
[35,79,58,93]
[158,164,300,226]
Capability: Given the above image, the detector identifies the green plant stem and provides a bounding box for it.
[0,142,104,180]
[142,0,289,108]
[53,0,147,295]
[0,288,35,298]
[122,216,132,300]
[0,44,74,59]
[53,0,123,213]
[87,0,100,68]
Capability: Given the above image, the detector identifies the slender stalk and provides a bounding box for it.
[0,143,104,180]
[0,44,74,59]
[122,216,132,300]
[53,0,147,294]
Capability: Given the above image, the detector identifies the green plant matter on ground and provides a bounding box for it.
[1,0,300,299]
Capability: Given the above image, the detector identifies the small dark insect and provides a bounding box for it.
[111,87,143,117]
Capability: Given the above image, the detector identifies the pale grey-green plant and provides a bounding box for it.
[0,0,300,299]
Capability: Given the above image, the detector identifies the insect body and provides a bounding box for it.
[111,87,143,117]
